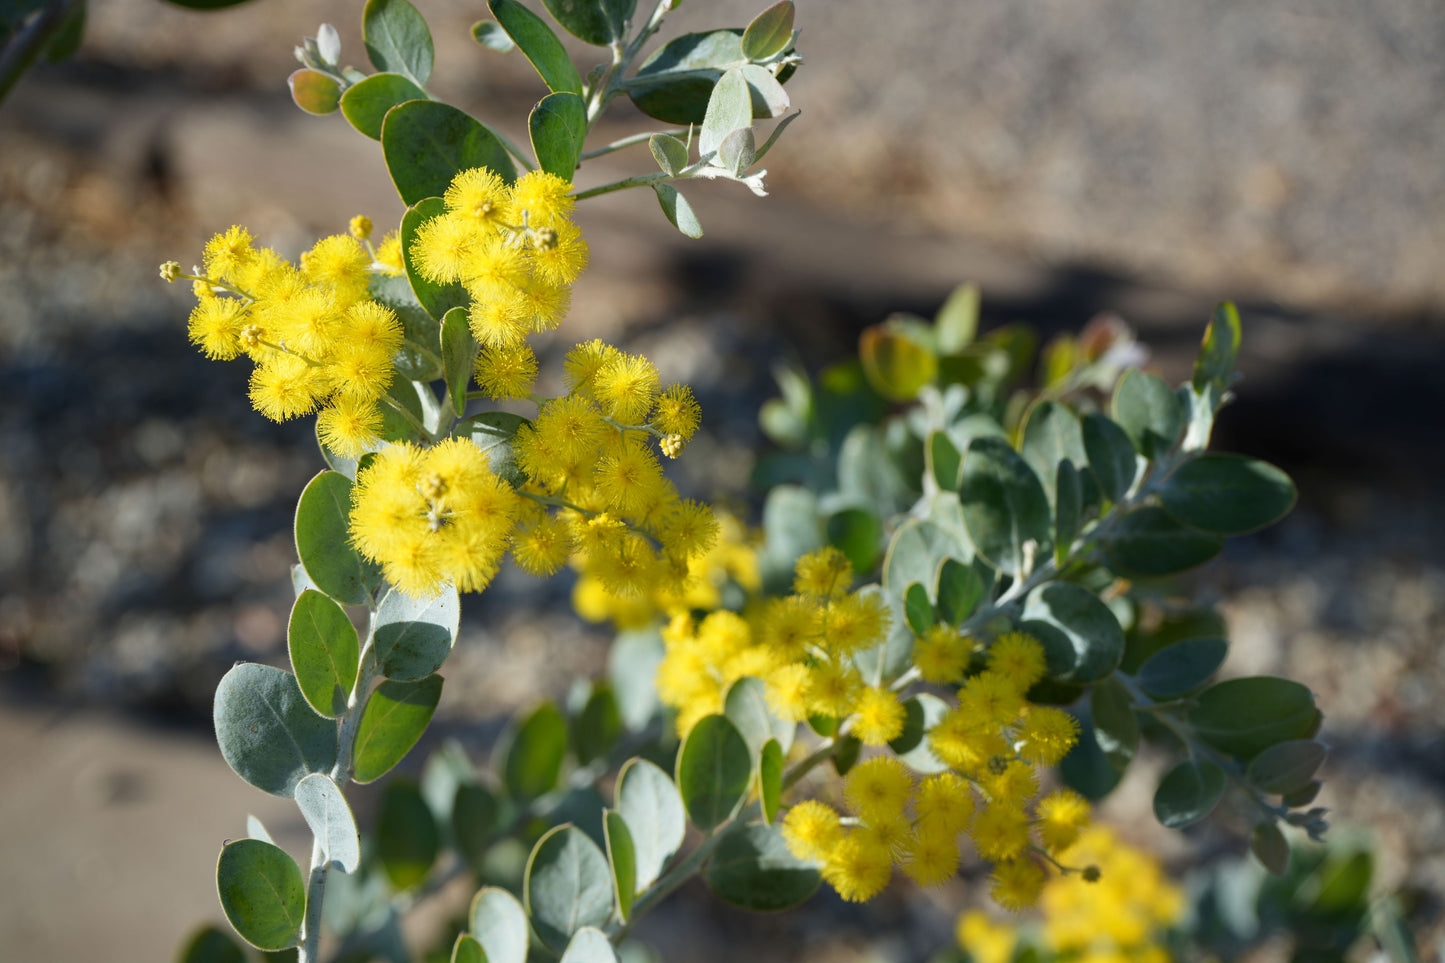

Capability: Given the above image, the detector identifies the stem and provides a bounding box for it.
[579,129,689,161]
[572,170,672,201]
[298,836,328,963]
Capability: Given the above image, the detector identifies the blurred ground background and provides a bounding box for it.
[1,0,1444,960]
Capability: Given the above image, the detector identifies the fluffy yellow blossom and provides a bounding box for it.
[851,686,907,746]
[956,910,1018,963]
[822,831,893,903]
[781,800,843,863]
[843,756,913,820]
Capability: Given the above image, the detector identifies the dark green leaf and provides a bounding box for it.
[377,779,439,889]
[382,100,516,206]
[441,307,476,417]
[825,508,883,576]
[742,1,793,60]
[1081,412,1138,503]
[627,30,746,125]
[573,684,622,766]
[903,582,933,636]
[1245,739,1327,795]
[936,557,983,625]
[472,20,516,52]
[1021,583,1124,683]
[1194,302,1242,390]
[929,430,962,491]
[616,757,685,889]
[1020,401,1087,505]
[400,196,470,322]
[452,782,498,868]
[503,702,568,800]
[958,437,1052,576]
[216,839,305,951]
[524,825,614,951]
[373,584,459,680]
[1158,453,1297,535]
[704,823,820,911]
[1136,637,1227,699]
[1310,849,1374,912]
[653,183,702,238]
[649,133,688,175]
[1252,821,1290,875]
[888,693,948,774]
[1153,758,1226,828]
[469,887,529,963]
[295,470,379,606]
[1282,781,1322,808]
[457,410,529,487]
[178,925,248,963]
[490,0,583,93]
[1059,714,1123,800]
[832,734,861,776]
[363,0,434,86]
[759,738,783,824]
[724,675,795,757]
[288,69,341,115]
[1090,677,1138,771]
[352,675,443,783]
[1103,506,1224,577]
[368,273,444,382]
[294,773,361,873]
[560,928,619,963]
[1055,460,1083,564]
[541,0,634,46]
[339,72,428,139]
[287,589,359,719]
[1112,369,1183,458]
[452,934,486,963]
[214,663,338,798]
[1189,676,1321,760]
[530,91,587,179]
[604,810,636,920]
[675,714,751,831]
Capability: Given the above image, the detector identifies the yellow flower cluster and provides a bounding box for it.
[955,827,1183,963]
[177,224,404,457]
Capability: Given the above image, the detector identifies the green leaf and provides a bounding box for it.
[935,282,979,354]
[616,757,685,889]
[339,72,428,139]
[717,126,757,176]
[287,589,359,719]
[214,663,338,798]
[1153,758,1226,828]
[609,629,666,732]
[1081,412,1138,502]
[363,0,434,87]
[1252,821,1290,875]
[859,316,938,402]
[530,91,587,179]
[560,928,619,963]
[1188,676,1321,760]
[653,183,702,238]
[1059,714,1123,800]
[724,675,795,756]
[1136,637,1227,699]
[369,273,445,382]
[649,133,688,176]
[627,30,746,125]
[352,675,444,783]
[704,823,820,911]
[571,684,622,767]
[929,430,962,491]
[452,934,486,963]
[440,307,476,417]
[400,197,470,323]
[675,714,751,831]
[759,738,784,824]
[452,782,499,868]
[469,887,529,963]
[903,582,933,636]
[503,702,568,800]
[853,584,915,683]
[490,0,583,94]
[377,779,440,890]
[294,773,361,873]
[1112,369,1183,458]
[541,0,633,46]
[742,1,794,60]
[958,437,1052,576]
[888,692,948,774]
[472,20,516,52]
[178,925,248,963]
[216,839,305,951]
[604,810,637,920]
[457,411,529,487]
[1089,677,1138,771]
[288,69,341,115]
[881,519,967,601]
[373,584,459,681]
[826,507,883,576]
[700,67,752,158]
[1194,302,1242,390]
[1020,400,1087,505]
[1021,583,1124,683]
[295,470,379,607]
[1245,739,1327,795]
[1054,461,1084,564]
[382,100,516,206]
[525,825,615,951]
[832,734,862,776]
[1158,453,1297,535]
[737,63,790,118]
[936,557,983,625]
[1103,506,1224,577]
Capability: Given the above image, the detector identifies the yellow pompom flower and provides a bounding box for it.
[445,167,511,225]
[958,671,1026,729]
[823,591,891,656]
[989,631,1048,692]
[781,800,842,863]
[316,396,383,457]
[327,341,395,402]
[529,220,589,286]
[651,383,702,439]
[914,624,972,684]
[469,295,530,347]
[763,663,812,721]
[806,659,862,717]
[594,440,665,516]
[990,857,1047,910]
[514,275,572,332]
[413,212,480,284]
[1014,706,1081,766]
[843,756,913,820]
[914,772,975,834]
[249,354,323,420]
[1036,789,1091,854]
[509,169,576,225]
[511,512,573,575]
[375,230,406,276]
[475,344,538,400]
[793,546,852,599]
[203,225,256,282]
[344,301,404,354]
[930,710,1008,775]
[957,910,1018,963]
[593,532,657,598]
[822,831,894,903]
[970,803,1032,862]
[188,296,249,360]
[463,234,529,302]
[564,339,620,396]
[901,822,961,887]
[852,686,907,746]
[758,595,822,660]
[593,352,659,424]
[301,234,371,301]
[657,500,719,560]
[981,759,1039,807]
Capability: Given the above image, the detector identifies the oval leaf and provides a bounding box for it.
[453,934,486,963]
[1113,369,1183,458]
[294,773,361,873]
[560,927,619,963]
[503,701,568,800]
[724,676,795,756]
[1103,506,1223,577]
[339,72,429,139]
[469,886,529,963]
[541,0,634,46]
[1021,400,1087,505]
[288,69,341,115]
[603,810,637,920]
[525,825,615,951]
[288,589,359,718]
[453,782,499,869]
[296,470,378,606]
[616,757,686,890]
[573,684,623,766]
[930,430,962,491]
[178,925,248,963]
[859,320,938,402]
[400,197,470,322]
[529,90,587,180]
[214,663,338,798]
[441,307,476,417]
[704,823,820,911]
[216,839,305,951]
[374,584,460,680]
[1021,583,1124,683]
[1194,302,1242,390]
[1090,677,1138,771]
[649,132,687,176]
[881,519,967,601]
[382,100,517,206]
[491,0,583,94]
[700,67,752,159]
[936,557,983,625]
[1252,821,1290,875]
[1081,412,1138,502]
[959,437,1052,576]
[742,1,794,61]
[888,692,949,774]
[1055,460,1084,563]
[903,582,933,636]
[377,778,439,889]
[1158,453,1297,535]
[628,30,746,125]
[353,674,444,783]
[472,20,517,52]
[1245,739,1328,795]
[1153,758,1226,828]
[653,182,703,238]
[826,507,883,576]
[759,738,784,824]
[1189,676,1321,760]
[676,714,751,832]
[363,0,434,86]
[1136,637,1228,699]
